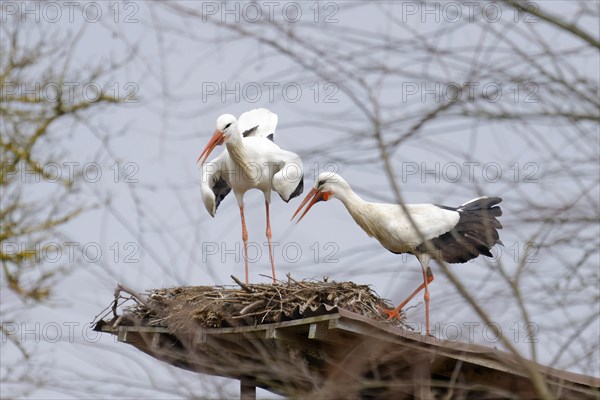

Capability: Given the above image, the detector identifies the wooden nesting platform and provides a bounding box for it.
[94,281,600,399]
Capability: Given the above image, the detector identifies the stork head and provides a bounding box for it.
[291,172,348,223]
[197,114,238,165]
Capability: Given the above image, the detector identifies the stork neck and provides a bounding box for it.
[335,185,382,240]
[227,127,243,146]
[336,186,370,221]
[225,129,247,167]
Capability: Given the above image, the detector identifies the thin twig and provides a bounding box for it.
[230,275,255,293]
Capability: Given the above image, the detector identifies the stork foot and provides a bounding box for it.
[379,305,403,321]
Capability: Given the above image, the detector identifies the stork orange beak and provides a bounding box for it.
[291,187,324,223]
[197,129,224,165]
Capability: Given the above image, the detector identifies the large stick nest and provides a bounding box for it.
[114,276,408,333]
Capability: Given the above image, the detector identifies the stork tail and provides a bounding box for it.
[421,197,503,263]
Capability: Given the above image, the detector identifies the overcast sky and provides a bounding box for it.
[2,1,599,398]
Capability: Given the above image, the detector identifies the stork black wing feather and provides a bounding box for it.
[418,197,503,263]
[241,125,259,137]
[212,176,231,211]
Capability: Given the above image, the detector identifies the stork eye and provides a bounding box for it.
[224,122,232,129]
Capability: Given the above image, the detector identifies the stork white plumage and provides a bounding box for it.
[198,108,304,284]
[292,172,502,336]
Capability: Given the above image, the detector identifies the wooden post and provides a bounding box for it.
[412,355,432,399]
[240,380,256,400]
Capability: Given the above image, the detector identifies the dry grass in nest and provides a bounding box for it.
[120,276,408,333]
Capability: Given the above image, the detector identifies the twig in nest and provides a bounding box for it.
[286,273,300,285]
[111,279,404,330]
[230,275,254,293]
[259,273,276,283]
[239,300,267,315]
[93,300,117,324]
[113,283,148,317]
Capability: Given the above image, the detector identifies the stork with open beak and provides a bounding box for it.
[292,172,502,336]
[198,108,303,284]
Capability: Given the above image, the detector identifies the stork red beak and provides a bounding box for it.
[291,187,325,223]
[197,129,224,165]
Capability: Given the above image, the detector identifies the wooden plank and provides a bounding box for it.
[331,317,520,375]
[117,330,127,342]
[102,325,171,334]
[308,323,317,339]
[204,314,340,335]
[100,311,600,399]
[264,327,276,340]
[192,328,206,345]
[151,332,160,349]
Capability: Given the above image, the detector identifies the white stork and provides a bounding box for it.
[292,172,502,336]
[198,108,303,284]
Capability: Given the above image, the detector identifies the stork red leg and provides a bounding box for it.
[382,268,434,332]
[239,205,250,284]
[421,263,431,336]
[265,201,277,284]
